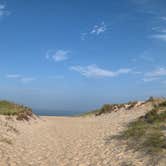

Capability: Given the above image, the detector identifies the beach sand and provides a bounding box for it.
[0,104,162,166]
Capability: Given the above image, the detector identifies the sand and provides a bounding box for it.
[0,104,163,166]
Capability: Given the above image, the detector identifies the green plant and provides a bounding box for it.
[119,102,166,155]
[0,100,33,120]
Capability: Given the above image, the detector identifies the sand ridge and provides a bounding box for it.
[0,104,158,166]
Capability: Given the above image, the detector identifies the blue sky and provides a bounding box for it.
[0,0,166,114]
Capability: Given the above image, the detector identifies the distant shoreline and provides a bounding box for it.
[33,110,85,116]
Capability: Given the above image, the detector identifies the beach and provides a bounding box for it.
[0,103,158,166]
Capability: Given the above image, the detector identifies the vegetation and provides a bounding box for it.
[127,101,138,110]
[79,109,100,117]
[81,101,140,116]
[95,104,113,116]
[120,101,166,155]
[0,100,33,120]
[80,104,124,116]
[82,97,166,117]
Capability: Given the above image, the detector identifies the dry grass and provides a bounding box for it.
[119,101,166,156]
[0,100,33,121]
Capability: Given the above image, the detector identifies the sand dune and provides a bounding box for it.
[0,103,163,166]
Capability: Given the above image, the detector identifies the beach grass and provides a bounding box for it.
[120,101,166,155]
[0,100,33,120]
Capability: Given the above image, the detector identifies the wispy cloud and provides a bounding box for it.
[81,22,107,40]
[151,34,166,41]
[131,50,155,63]
[143,67,166,83]
[46,49,69,62]
[70,65,131,78]
[140,50,154,62]
[80,33,87,41]
[6,74,21,79]
[20,77,36,83]
[143,77,159,82]
[145,68,166,77]
[0,3,10,18]
[6,74,36,83]
[90,22,107,35]
[160,16,166,21]
[150,16,166,42]
[152,27,166,33]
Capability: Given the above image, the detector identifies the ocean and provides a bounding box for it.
[33,109,85,116]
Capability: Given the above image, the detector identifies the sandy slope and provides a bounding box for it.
[0,104,161,166]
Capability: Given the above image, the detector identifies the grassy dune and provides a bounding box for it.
[83,97,166,164]
[81,101,140,117]
[0,100,33,120]
[121,101,166,154]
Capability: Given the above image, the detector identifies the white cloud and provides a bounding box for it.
[161,29,166,33]
[145,68,166,77]
[160,16,166,21]
[151,34,166,41]
[152,27,166,33]
[90,22,107,35]
[151,17,166,42]
[70,65,131,78]
[132,71,142,74]
[140,50,154,62]
[20,77,36,83]
[81,22,107,40]
[141,55,154,62]
[0,4,10,18]
[0,4,5,10]
[81,33,87,40]
[6,74,21,79]
[46,49,69,62]
[143,68,166,83]
[6,74,36,83]
[131,50,154,63]
[143,77,159,82]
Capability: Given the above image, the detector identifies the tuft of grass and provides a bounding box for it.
[142,129,166,153]
[96,104,113,115]
[120,101,166,155]
[127,101,138,110]
[79,109,100,117]
[0,100,33,120]
[158,101,166,107]
[81,97,166,117]
[122,120,149,139]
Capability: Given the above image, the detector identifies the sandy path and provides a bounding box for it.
[0,106,152,166]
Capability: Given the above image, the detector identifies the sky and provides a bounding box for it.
[0,0,166,115]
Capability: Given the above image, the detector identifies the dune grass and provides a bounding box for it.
[0,100,33,120]
[81,101,138,116]
[120,101,166,155]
